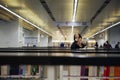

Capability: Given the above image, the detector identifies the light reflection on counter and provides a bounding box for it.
[0,52,120,57]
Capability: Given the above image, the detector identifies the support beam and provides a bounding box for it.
[55,22,90,27]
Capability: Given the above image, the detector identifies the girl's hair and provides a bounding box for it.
[74,33,82,40]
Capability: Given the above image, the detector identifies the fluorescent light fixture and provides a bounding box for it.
[0,4,52,36]
[52,40,73,43]
[87,40,96,43]
[71,0,78,40]
[71,25,74,40]
[90,21,120,37]
[72,0,78,22]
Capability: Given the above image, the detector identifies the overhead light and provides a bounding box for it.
[0,4,52,36]
[87,40,96,43]
[71,0,78,40]
[72,0,78,22]
[86,37,89,40]
[90,21,120,37]
[52,40,73,43]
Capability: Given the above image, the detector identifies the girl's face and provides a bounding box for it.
[78,37,82,43]
[74,34,79,41]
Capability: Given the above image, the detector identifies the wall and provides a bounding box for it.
[18,22,24,47]
[94,24,120,48]
[23,28,50,47]
[108,25,120,48]
[23,28,39,47]
[0,21,51,47]
[0,21,19,47]
[40,34,48,47]
[94,31,108,47]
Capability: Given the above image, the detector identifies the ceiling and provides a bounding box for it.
[0,0,120,41]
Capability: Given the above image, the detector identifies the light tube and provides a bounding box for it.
[0,4,52,36]
[72,0,78,22]
[90,21,120,37]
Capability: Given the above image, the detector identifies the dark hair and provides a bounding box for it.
[74,33,82,40]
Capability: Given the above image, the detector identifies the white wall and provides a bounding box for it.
[0,21,51,47]
[40,34,48,47]
[23,28,38,37]
[18,22,24,47]
[23,28,39,46]
[0,21,20,47]
[94,25,120,48]
[23,28,50,47]
[37,31,41,47]
[108,25,120,48]
[94,31,108,47]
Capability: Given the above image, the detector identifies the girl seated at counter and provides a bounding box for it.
[71,33,85,50]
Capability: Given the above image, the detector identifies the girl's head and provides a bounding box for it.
[74,33,82,41]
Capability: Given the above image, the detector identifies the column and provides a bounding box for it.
[40,34,48,47]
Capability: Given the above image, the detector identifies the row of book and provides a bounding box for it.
[0,65,120,80]
[63,66,120,80]
[81,66,120,77]
[0,65,47,77]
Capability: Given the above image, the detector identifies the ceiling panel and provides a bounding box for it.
[0,0,120,41]
[22,0,58,33]
[46,0,73,22]
[83,0,120,38]
[76,0,105,22]
[0,8,16,21]
[46,0,88,40]
[0,0,58,36]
